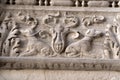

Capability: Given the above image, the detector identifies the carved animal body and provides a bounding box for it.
[65,29,102,57]
[19,29,53,57]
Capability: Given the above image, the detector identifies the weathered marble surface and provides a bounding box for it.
[0,70,120,80]
[1,1,120,80]
[1,0,120,70]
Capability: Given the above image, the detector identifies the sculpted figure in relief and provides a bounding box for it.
[65,29,103,57]
[103,14,120,59]
[19,15,53,57]
[43,12,79,55]
[1,13,20,57]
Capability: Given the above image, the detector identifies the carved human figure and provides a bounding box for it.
[65,29,103,57]
[19,16,53,57]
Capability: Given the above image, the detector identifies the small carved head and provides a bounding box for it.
[85,29,103,38]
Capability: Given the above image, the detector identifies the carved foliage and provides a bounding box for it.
[43,12,79,54]
[0,13,20,56]
[104,15,120,59]
[82,15,105,28]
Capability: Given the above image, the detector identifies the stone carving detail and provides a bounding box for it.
[43,12,79,55]
[65,29,103,57]
[16,13,54,57]
[0,11,107,58]
[104,15,120,59]
[1,0,120,71]
[0,13,20,57]
[82,15,105,28]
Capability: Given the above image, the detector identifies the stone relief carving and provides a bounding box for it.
[18,15,53,57]
[82,15,105,28]
[43,12,79,55]
[0,13,20,57]
[104,15,120,59]
[3,0,120,8]
[65,29,103,57]
[0,11,108,59]
[1,1,120,71]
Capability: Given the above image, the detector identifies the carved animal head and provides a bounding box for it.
[85,29,103,38]
[21,15,38,37]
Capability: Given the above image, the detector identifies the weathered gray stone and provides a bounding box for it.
[88,1,110,7]
[0,1,120,79]
[0,70,120,80]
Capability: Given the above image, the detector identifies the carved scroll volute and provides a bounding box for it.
[82,15,105,28]
[43,12,79,54]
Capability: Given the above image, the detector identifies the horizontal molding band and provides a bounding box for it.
[0,57,120,71]
[1,5,120,12]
